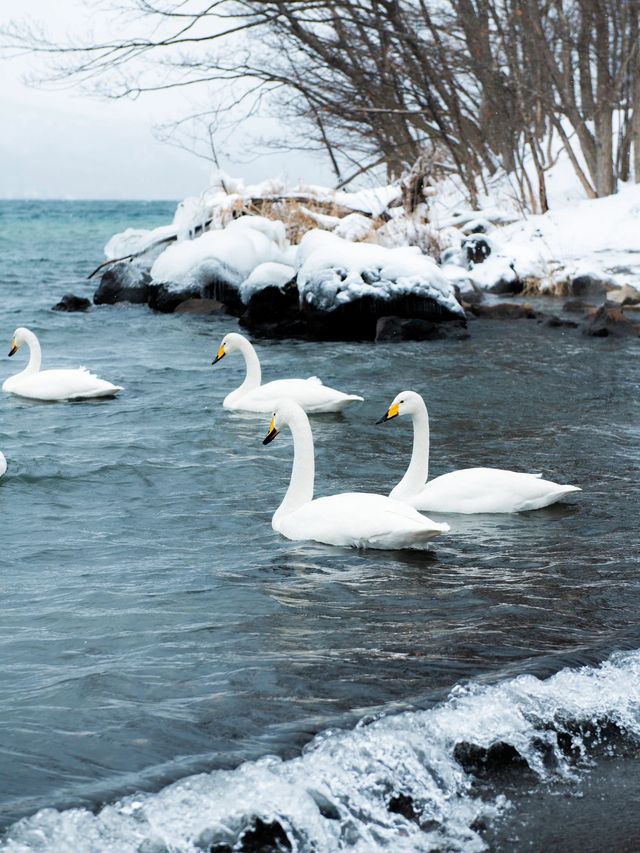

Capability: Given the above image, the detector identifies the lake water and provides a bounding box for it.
[1,200,639,851]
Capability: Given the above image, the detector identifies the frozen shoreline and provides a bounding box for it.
[80,174,640,341]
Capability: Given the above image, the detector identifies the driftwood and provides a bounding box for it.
[88,193,396,279]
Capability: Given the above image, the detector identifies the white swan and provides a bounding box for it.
[262,398,449,549]
[377,390,581,514]
[0,452,6,479]
[213,332,363,413]
[3,327,123,401]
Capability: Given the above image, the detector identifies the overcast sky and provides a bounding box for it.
[1,0,334,199]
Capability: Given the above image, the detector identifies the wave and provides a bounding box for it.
[3,649,640,852]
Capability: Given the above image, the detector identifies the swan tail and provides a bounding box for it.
[306,376,324,385]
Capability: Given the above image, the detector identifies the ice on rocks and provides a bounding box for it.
[240,262,296,304]
[104,225,177,264]
[150,216,287,293]
[296,230,464,317]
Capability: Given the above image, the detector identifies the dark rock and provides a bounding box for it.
[239,282,307,339]
[303,293,464,342]
[147,284,200,314]
[237,818,292,853]
[52,293,91,312]
[463,234,492,265]
[545,315,579,329]
[454,741,531,776]
[388,793,419,822]
[174,298,226,315]
[569,273,610,297]
[458,286,484,307]
[375,315,469,342]
[485,272,523,295]
[201,272,245,315]
[471,302,539,320]
[94,262,151,305]
[581,305,640,337]
[563,298,587,313]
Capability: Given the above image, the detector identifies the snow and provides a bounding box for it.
[240,261,296,303]
[225,214,287,250]
[103,152,640,307]
[465,181,640,292]
[104,225,177,262]
[333,213,375,241]
[296,230,465,317]
[150,216,287,292]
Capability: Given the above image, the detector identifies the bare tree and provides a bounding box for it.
[2,0,638,208]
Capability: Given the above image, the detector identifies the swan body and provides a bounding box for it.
[378,391,581,514]
[0,452,6,479]
[213,332,363,413]
[262,398,449,549]
[3,328,123,401]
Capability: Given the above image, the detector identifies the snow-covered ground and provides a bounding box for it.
[102,160,640,316]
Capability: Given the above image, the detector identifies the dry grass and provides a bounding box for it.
[218,196,382,244]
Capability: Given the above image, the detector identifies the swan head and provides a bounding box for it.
[376,390,423,423]
[212,332,247,365]
[8,327,30,357]
[262,398,303,445]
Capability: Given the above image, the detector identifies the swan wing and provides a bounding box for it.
[231,378,363,413]
[5,368,123,401]
[409,467,580,514]
[278,492,449,549]
[0,452,6,478]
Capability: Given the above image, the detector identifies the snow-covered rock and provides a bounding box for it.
[150,216,287,294]
[240,262,296,304]
[296,230,464,319]
[333,213,374,242]
[441,181,640,294]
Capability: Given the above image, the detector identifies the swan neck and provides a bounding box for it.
[275,408,314,521]
[22,331,42,374]
[234,337,261,396]
[393,403,430,499]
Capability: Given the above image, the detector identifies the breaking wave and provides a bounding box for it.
[3,649,640,852]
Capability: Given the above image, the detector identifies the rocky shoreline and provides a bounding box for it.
[53,258,640,341]
[51,176,640,341]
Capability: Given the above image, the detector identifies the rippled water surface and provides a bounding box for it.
[1,201,639,849]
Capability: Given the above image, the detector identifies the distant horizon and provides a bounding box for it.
[0,196,182,202]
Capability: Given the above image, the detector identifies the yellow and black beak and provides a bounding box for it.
[212,344,225,365]
[376,402,400,424]
[8,340,18,358]
[262,417,280,445]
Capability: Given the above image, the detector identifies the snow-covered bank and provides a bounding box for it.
[91,172,640,340]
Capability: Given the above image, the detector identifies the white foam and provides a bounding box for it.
[4,650,640,852]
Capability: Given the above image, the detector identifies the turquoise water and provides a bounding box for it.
[1,201,640,850]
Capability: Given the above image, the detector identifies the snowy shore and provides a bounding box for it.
[86,173,640,341]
